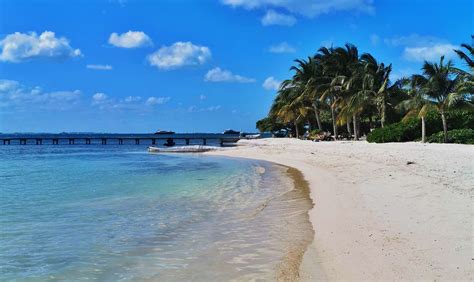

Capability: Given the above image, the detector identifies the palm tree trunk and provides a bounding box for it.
[346,118,352,139]
[294,121,299,139]
[421,116,426,143]
[381,103,386,128]
[441,112,448,143]
[312,103,322,130]
[353,114,359,140]
[331,106,338,138]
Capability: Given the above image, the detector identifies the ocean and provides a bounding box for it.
[0,144,313,280]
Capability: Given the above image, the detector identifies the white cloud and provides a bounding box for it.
[147,42,211,70]
[124,95,141,102]
[222,0,375,18]
[384,34,443,47]
[0,79,19,92]
[0,31,82,63]
[403,44,459,62]
[390,67,417,81]
[268,42,296,53]
[188,105,221,112]
[108,31,153,48]
[261,10,296,26]
[370,34,379,45]
[0,79,81,110]
[207,105,221,111]
[86,64,113,70]
[199,94,206,100]
[145,96,170,105]
[385,34,459,62]
[205,67,255,83]
[91,93,167,110]
[262,76,281,90]
[92,92,108,105]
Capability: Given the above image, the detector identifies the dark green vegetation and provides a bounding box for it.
[257,37,473,144]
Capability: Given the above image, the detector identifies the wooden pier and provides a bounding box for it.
[0,135,240,146]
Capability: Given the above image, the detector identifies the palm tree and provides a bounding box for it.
[359,53,392,128]
[289,57,324,130]
[453,37,474,97]
[420,56,469,142]
[397,76,433,143]
[321,44,363,139]
[454,36,474,69]
[318,44,361,139]
[270,84,311,138]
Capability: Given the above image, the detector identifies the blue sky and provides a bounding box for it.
[0,0,472,133]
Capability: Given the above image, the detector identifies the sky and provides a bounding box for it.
[0,0,472,133]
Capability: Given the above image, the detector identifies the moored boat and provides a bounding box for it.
[154,130,175,135]
[223,129,240,135]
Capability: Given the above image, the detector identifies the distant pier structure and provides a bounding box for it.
[0,134,240,146]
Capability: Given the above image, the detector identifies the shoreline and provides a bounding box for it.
[207,138,473,280]
[275,165,315,281]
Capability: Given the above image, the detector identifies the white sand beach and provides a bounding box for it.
[208,138,473,280]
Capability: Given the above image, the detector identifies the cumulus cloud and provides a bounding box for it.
[124,95,141,102]
[384,34,443,47]
[86,64,113,70]
[108,31,153,48]
[261,10,296,26]
[0,31,82,63]
[147,42,211,70]
[91,93,167,110]
[403,44,459,62]
[222,0,375,18]
[205,67,255,83]
[268,42,296,53]
[385,34,459,62]
[92,92,109,105]
[145,96,170,105]
[0,79,81,110]
[262,76,281,90]
[188,105,221,112]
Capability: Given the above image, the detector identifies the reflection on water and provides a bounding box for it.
[0,145,313,281]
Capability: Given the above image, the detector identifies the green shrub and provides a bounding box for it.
[366,119,418,143]
[367,110,474,143]
[427,129,474,144]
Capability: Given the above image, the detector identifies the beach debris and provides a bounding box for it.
[406,161,416,165]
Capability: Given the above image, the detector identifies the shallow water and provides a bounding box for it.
[0,145,313,281]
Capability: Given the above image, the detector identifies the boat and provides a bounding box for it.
[154,130,175,135]
[243,134,261,139]
[148,145,216,153]
[223,129,240,135]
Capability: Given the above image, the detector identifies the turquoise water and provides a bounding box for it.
[0,145,312,281]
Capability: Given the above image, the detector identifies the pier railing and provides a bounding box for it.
[0,135,240,146]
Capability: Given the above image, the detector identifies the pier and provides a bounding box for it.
[0,134,240,146]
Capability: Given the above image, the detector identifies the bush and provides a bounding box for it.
[367,110,474,143]
[366,118,419,143]
[427,129,474,144]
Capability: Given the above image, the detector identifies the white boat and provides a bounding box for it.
[243,134,260,139]
[147,145,216,153]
